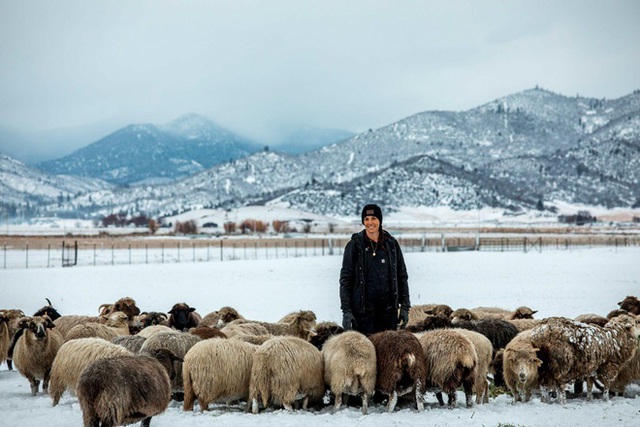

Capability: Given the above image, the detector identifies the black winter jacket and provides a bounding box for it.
[339,230,410,315]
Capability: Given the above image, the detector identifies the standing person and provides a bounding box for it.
[339,204,410,335]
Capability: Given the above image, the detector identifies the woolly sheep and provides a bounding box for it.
[574,313,609,327]
[53,297,141,338]
[111,334,147,354]
[64,311,130,342]
[221,321,270,338]
[369,330,426,412]
[508,318,544,332]
[322,331,377,414]
[138,311,169,328]
[502,330,541,403]
[531,315,640,404]
[199,306,244,328]
[456,329,492,404]
[136,324,174,339]
[11,315,63,396]
[249,336,325,413]
[77,348,181,427]
[139,330,201,396]
[183,338,258,411]
[453,306,537,323]
[417,328,477,408]
[231,310,317,341]
[407,303,453,327]
[610,346,640,396]
[230,334,273,345]
[0,308,26,370]
[49,337,134,405]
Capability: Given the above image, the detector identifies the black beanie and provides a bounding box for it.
[361,204,383,224]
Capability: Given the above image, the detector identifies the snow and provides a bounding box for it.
[1,247,640,426]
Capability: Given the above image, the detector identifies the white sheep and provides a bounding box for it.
[321,330,376,414]
[136,324,174,339]
[11,315,64,396]
[249,336,325,413]
[183,337,258,411]
[49,337,133,405]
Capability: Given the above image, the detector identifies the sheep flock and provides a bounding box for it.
[1,294,640,426]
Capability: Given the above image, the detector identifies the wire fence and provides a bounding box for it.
[2,234,639,269]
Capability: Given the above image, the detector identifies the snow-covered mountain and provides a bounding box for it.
[37,114,262,185]
[0,153,111,217]
[273,126,355,154]
[4,87,640,220]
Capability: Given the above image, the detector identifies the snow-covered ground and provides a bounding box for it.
[1,247,640,426]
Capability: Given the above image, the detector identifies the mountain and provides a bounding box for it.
[273,126,355,154]
[38,114,261,185]
[7,87,640,220]
[0,152,111,217]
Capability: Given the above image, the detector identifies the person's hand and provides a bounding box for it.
[342,310,356,330]
[398,306,409,329]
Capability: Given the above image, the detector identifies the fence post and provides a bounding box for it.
[162,243,165,264]
[145,244,148,264]
[3,244,6,269]
[129,244,132,265]
[93,244,96,266]
[47,244,51,268]
[26,243,29,268]
[111,244,115,265]
[193,243,196,262]
[220,240,223,261]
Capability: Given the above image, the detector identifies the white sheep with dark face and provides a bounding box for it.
[11,315,63,396]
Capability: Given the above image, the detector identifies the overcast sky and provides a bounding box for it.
[1,0,639,160]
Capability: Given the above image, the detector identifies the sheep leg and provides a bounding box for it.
[557,385,567,405]
[333,393,342,412]
[28,376,40,396]
[524,386,532,403]
[540,386,550,403]
[43,368,52,393]
[283,402,294,412]
[140,417,152,427]
[386,390,398,412]
[447,391,457,409]
[361,394,368,416]
[435,391,445,406]
[585,377,594,401]
[414,381,424,412]
[251,398,260,414]
[7,359,12,371]
[302,396,309,411]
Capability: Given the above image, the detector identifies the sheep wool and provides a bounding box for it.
[49,337,133,406]
[183,338,258,411]
[249,336,324,413]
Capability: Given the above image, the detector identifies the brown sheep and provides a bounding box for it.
[199,306,244,328]
[138,311,169,328]
[455,306,537,322]
[77,348,181,427]
[53,297,141,338]
[407,303,453,327]
[322,331,377,414]
[574,313,609,327]
[369,330,426,412]
[168,302,202,331]
[618,295,640,315]
[189,326,227,340]
[249,336,325,413]
[610,346,640,396]
[11,315,64,396]
[112,335,147,354]
[221,321,270,338]
[532,315,640,404]
[309,321,345,351]
[508,318,544,332]
[417,328,477,408]
[1,309,26,370]
[502,330,541,403]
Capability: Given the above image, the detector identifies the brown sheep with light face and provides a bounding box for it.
[502,330,541,403]
[199,306,244,328]
[618,295,640,315]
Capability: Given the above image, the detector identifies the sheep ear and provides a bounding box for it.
[531,310,538,315]
[18,317,30,329]
[534,358,543,367]
[45,317,56,329]
[188,307,196,312]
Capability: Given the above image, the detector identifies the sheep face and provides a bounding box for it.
[139,312,168,328]
[505,347,541,386]
[19,316,55,341]
[512,307,537,319]
[169,303,196,329]
[113,297,141,319]
[33,299,61,321]
[450,308,475,324]
[608,314,640,339]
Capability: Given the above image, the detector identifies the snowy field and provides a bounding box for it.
[1,247,640,426]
